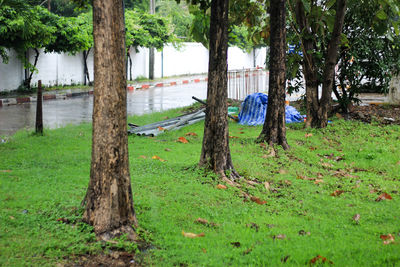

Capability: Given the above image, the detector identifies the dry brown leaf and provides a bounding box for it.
[264,181,271,191]
[321,162,333,168]
[331,190,344,197]
[250,196,267,205]
[352,214,361,223]
[279,169,288,174]
[195,218,209,225]
[309,255,333,264]
[217,184,227,189]
[139,155,147,159]
[274,234,286,240]
[201,248,207,253]
[239,131,245,134]
[309,146,317,151]
[259,143,267,149]
[229,136,239,139]
[336,113,343,119]
[152,155,166,162]
[185,132,198,136]
[283,180,292,186]
[305,133,313,138]
[314,179,324,184]
[157,126,165,131]
[182,230,205,238]
[381,234,395,245]
[177,137,189,144]
[376,192,393,201]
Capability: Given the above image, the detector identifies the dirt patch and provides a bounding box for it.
[348,104,400,125]
[60,251,140,267]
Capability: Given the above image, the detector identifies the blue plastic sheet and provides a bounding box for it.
[238,93,303,125]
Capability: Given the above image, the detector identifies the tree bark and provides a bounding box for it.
[83,0,138,241]
[295,0,346,128]
[318,0,347,127]
[199,0,239,181]
[257,0,289,150]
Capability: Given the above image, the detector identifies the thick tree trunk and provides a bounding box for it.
[318,0,347,127]
[199,0,239,181]
[257,0,289,150]
[83,0,138,241]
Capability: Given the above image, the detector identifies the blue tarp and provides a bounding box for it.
[238,93,303,126]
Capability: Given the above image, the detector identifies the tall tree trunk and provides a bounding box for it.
[83,0,138,241]
[318,0,347,127]
[199,0,239,181]
[257,0,289,150]
[128,51,133,81]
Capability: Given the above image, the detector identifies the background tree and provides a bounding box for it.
[198,0,240,181]
[0,3,57,89]
[257,0,289,149]
[287,0,347,128]
[82,0,137,240]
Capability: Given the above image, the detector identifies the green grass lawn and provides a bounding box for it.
[1,108,399,266]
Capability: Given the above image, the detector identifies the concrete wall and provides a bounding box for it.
[0,43,267,92]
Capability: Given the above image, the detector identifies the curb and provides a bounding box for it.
[0,76,208,107]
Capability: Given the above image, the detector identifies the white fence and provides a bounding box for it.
[0,43,267,92]
[228,68,268,100]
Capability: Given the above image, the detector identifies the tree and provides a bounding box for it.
[199,0,240,181]
[288,0,346,128]
[257,0,289,149]
[0,3,57,89]
[75,11,93,85]
[82,0,137,240]
[334,0,400,112]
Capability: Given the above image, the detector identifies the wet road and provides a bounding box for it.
[0,83,207,136]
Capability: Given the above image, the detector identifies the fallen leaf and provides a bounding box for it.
[309,146,317,151]
[9,216,15,220]
[139,155,147,159]
[309,255,333,265]
[259,143,267,149]
[0,170,12,172]
[336,113,343,119]
[314,179,324,184]
[230,242,241,247]
[164,148,171,152]
[250,196,267,205]
[397,161,400,165]
[274,234,286,240]
[283,180,292,186]
[182,230,205,238]
[331,190,344,197]
[201,248,207,253]
[152,155,166,162]
[321,162,333,168]
[305,133,313,138]
[157,126,165,131]
[56,218,70,224]
[195,218,209,225]
[229,136,239,139]
[177,137,189,144]
[352,214,360,224]
[298,230,311,236]
[186,132,198,136]
[264,181,271,191]
[239,131,245,134]
[279,169,288,174]
[381,234,395,245]
[376,192,392,201]
[217,184,227,189]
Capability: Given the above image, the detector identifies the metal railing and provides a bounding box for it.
[228,68,268,100]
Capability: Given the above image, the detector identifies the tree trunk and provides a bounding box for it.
[24,48,40,90]
[318,0,347,127]
[128,51,133,81]
[83,48,91,86]
[257,0,289,150]
[83,0,138,241]
[199,0,239,181]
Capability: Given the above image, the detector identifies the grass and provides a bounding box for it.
[1,108,400,266]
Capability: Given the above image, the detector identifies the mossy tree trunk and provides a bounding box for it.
[199,0,240,181]
[257,0,289,150]
[82,0,138,241]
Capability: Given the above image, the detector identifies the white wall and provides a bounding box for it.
[0,49,24,91]
[0,43,267,92]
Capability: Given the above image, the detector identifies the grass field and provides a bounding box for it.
[1,108,399,266]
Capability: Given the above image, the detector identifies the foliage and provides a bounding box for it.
[125,9,176,50]
[335,0,400,109]
[1,108,400,265]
